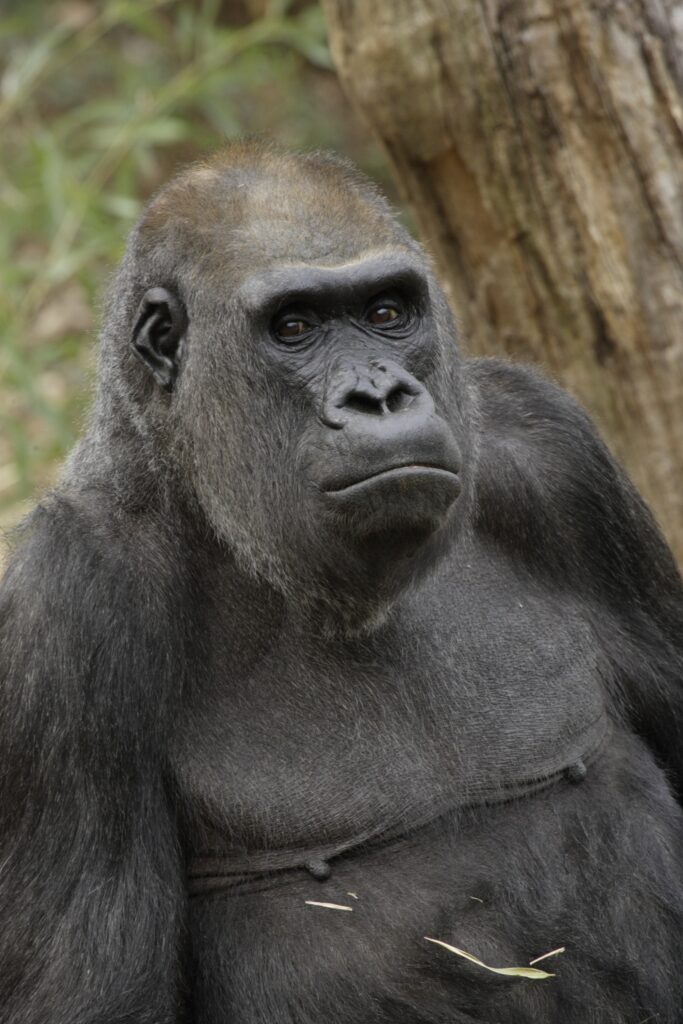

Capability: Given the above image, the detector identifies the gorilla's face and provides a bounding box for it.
[128,157,469,627]
[241,248,462,529]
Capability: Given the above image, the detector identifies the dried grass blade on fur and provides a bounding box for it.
[424,938,555,979]
[529,946,565,966]
[305,901,353,912]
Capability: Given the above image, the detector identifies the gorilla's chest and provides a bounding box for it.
[174,546,607,857]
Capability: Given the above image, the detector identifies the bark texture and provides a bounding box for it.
[323,0,683,560]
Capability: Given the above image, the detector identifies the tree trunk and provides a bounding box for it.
[322,0,683,562]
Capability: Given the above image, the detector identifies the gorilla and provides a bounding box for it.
[1,141,682,1024]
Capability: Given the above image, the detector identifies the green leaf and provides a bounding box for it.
[101,194,142,220]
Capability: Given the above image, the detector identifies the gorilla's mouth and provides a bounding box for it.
[322,463,460,499]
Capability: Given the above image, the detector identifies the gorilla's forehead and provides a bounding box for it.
[210,185,402,272]
[140,154,407,278]
[232,214,395,267]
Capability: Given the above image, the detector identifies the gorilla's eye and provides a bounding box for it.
[273,316,314,344]
[366,302,403,327]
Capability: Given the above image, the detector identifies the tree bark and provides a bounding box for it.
[322,0,683,561]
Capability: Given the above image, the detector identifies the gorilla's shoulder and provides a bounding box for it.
[1,489,180,617]
[465,355,610,485]
[463,357,630,559]
[466,357,595,444]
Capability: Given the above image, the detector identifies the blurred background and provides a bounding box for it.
[0,0,391,532]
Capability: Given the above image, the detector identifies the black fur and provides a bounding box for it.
[1,142,682,1024]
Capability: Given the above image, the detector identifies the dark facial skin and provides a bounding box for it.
[240,255,461,525]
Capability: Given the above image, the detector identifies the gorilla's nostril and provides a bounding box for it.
[385,387,414,413]
[345,393,385,416]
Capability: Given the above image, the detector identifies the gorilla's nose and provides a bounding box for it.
[317,359,460,497]
[322,360,433,429]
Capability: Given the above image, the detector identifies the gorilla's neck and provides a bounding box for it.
[196,519,459,641]
[61,381,185,523]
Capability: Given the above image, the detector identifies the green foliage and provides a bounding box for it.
[0,0,387,525]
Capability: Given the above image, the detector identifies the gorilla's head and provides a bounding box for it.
[89,143,472,629]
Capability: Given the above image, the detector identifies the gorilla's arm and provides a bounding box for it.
[471,359,683,795]
[0,494,185,1023]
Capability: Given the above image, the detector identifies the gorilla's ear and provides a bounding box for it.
[131,287,188,393]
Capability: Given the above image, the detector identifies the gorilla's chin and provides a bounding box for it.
[298,487,461,635]
[319,464,461,555]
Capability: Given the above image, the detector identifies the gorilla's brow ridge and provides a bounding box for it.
[237,251,428,314]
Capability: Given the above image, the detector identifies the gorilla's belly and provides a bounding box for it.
[187,732,683,1024]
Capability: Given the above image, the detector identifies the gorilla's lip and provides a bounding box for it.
[322,463,460,497]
